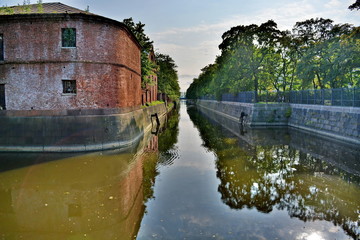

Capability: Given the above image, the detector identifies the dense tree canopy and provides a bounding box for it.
[156,53,180,100]
[122,18,180,100]
[122,18,157,87]
[186,18,360,100]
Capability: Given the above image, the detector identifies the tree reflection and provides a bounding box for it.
[142,108,180,202]
[158,108,180,167]
[187,106,360,239]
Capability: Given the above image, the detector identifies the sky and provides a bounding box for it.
[1,0,359,92]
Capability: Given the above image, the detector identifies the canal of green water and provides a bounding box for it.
[0,101,359,240]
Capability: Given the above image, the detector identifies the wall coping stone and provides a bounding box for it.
[290,104,360,114]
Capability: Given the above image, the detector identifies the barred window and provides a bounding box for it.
[62,80,76,94]
[62,28,76,48]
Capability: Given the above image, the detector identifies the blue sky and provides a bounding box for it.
[2,0,359,91]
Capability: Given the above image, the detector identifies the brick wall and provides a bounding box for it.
[0,14,141,110]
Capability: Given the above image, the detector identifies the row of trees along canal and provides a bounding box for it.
[186,18,360,101]
[122,18,180,101]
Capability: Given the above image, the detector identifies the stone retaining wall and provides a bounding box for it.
[195,100,290,126]
[192,100,253,122]
[0,104,167,152]
[194,100,360,144]
[289,104,360,144]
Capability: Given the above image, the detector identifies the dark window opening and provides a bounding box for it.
[62,28,76,48]
[0,34,4,61]
[0,84,5,110]
[62,80,76,94]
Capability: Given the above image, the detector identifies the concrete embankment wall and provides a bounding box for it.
[0,104,167,152]
[194,100,360,144]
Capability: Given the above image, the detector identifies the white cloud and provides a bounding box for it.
[325,0,342,9]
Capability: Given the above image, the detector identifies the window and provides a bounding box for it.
[62,28,76,48]
[62,80,76,94]
[0,34,3,61]
[0,84,5,110]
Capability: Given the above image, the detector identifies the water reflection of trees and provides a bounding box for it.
[142,108,180,202]
[187,106,360,239]
[157,108,180,167]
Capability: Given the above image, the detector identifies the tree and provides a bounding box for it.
[219,20,282,100]
[187,18,359,100]
[349,0,360,10]
[122,18,157,87]
[293,18,355,89]
[155,53,180,100]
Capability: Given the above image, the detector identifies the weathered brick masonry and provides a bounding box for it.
[0,11,142,110]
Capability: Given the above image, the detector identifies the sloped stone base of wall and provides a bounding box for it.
[0,104,168,152]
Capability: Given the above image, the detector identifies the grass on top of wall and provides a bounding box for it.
[141,101,165,109]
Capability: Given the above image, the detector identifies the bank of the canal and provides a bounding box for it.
[0,103,170,152]
[193,99,360,144]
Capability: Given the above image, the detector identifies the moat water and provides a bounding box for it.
[0,101,359,240]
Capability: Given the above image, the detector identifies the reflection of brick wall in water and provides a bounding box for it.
[0,152,146,239]
[0,9,142,110]
[145,136,159,152]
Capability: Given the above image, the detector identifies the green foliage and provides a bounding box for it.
[37,0,43,13]
[122,18,180,99]
[349,0,360,10]
[285,108,292,118]
[0,6,14,15]
[122,18,157,87]
[293,18,356,89]
[158,108,180,154]
[140,51,158,88]
[141,100,165,108]
[142,108,180,201]
[22,0,31,13]
[156,53,180,100]
[142,152,159,201]
[0,0,44,14]
[187,18,360,99]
